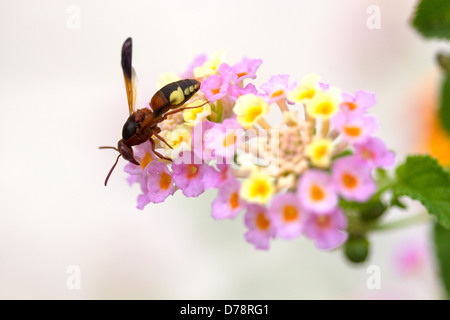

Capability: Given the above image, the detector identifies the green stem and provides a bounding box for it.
[371,213,430,232]
[374,181,396,199]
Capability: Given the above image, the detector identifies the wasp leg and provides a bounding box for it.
[150,137,172,162]
[154,133,173,150]
[162,101,209,119]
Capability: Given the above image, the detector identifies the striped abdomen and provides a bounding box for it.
[149,79,201,115]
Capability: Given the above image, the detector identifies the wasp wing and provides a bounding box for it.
[121,37,137,115]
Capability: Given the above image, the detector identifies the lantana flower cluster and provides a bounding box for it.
[125,51,395,251]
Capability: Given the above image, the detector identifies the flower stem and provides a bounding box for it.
[332,141,348,156]
[320,120,330,137]
[328,129,339,140]
[222,99,233,119]
[371,213,430,232]
[302,103,310,122]
[308,117,316,137]
[277,99,289,113]
[258,118,272,130]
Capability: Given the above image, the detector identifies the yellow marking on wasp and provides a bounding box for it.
[169,86,185,105]
[194,83,199,89]
[184,88,190,95]
[189,85,194,93]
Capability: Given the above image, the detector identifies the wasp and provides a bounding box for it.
[100,37,205,186]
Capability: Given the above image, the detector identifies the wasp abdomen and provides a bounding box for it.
[150,79,200,113]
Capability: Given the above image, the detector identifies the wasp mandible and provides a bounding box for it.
[100,37,205,186]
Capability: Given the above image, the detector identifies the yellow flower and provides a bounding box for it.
[157,72,181,89]
[162,124,192,158]
[305,87,342,120]
[183,100,211,126]
[193,50,225,78]
[240,171,274,204]
[287,73,321,103]
[306,138,333,168]
[233,94,269,129]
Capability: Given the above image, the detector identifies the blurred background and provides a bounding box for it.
[0,0,448,299]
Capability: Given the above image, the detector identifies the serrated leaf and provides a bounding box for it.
[412,0,450,40]
[434,222,450,299]
[390,197,407,209]
[394,155,450,229]
[440,73,450,135]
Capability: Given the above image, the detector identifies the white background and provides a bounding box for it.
[0,0,445,299]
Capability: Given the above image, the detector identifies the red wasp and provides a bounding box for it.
[100,38,205,186]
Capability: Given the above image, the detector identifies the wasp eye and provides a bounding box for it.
[122,116,137,140]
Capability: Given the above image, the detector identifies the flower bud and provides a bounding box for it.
[344,235,370,263]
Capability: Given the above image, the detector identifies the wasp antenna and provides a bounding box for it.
[104,154,121,186]
[99,146,119,152]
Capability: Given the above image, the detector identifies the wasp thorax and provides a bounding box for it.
[122,116,138,140]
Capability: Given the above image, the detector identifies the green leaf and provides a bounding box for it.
[412,0,450,40]
[332,149,353,161]
[394,155,450,229]
[433,222,450,299]
[374,167,394,192]
[437,52,450,74]
[440,73,450,135]
[390,196,407,209]
[339,198,373,212]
